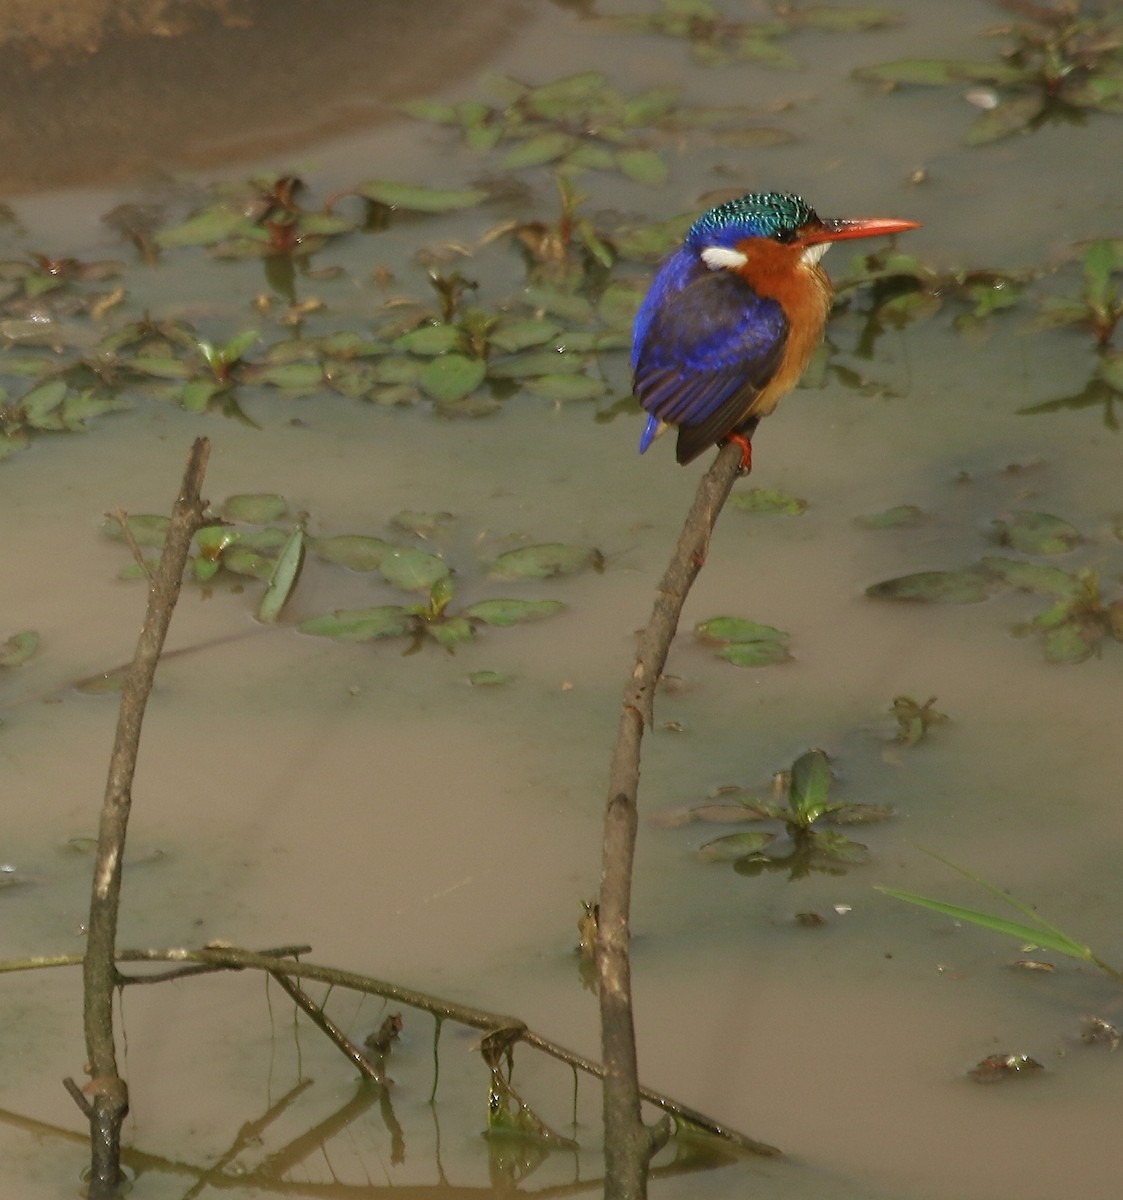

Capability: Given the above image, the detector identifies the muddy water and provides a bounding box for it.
[1,1,1123,1198]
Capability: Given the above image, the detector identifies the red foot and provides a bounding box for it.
[725,433,753,474]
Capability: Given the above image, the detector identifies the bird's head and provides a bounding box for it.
[686,192,919,275]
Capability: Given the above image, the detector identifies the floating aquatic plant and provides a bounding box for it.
[694,616,793,667]
[854,0,1123,144]
[658,749,894,879]
[866,509,1123,663]
[1033,237,1123,347]
[104,493,594,651]
[400,71,791,184]
[600,0,899,69]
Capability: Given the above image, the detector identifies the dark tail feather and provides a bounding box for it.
[675,415,760,465]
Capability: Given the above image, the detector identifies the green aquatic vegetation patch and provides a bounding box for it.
[866,509,1123,663]
[0,630,38,670]
[854,0,1123,144]
[399,70,791,184]
[1033,239,1123,348]
[104,495,592,651]
[835,249,1034,344]
[694,616,792,667]
[599,0,898,69]
[659,749,894,879]
[0,147,1117,463]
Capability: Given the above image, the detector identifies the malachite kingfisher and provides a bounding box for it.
[632,192,919,469]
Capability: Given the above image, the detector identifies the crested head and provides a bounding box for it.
[687,192,817,252]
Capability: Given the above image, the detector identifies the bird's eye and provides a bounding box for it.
[772,228,797,244]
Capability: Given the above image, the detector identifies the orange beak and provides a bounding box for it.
[801,216,920,245]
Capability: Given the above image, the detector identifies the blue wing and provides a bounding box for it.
[633,249,788,464]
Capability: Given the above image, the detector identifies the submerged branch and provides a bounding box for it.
[74,437,211,1200]
[2,941,771,1153]
[597,443,757,1200]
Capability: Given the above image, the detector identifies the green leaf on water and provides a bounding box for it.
[525,373,608,401]
[695,616,786,643]
[20,380,68,428]
[129,356,194,380]
[75,666,129,695]
[866,568,996,603]
[965,94,1046,146]
[789,749,833,824]
[1082,239,1120,311]
[311,534,393,568]
[155,207,258,248]
[501,132,578,170]
[799,5,898,32]
[238,527,297,552]
[853,504,925,530]
[991,511,1081,556]
[222,494,289,524]
[380,548,450,592]
[394,324,466,356]
[257,526,305,623]
[1041,619,1099,664]
[179,379,221,411]
[698,830,777,863]
[810,830,870,865]
[194,556,221,582]
[249,362,325,391]
[696,616,792,666]
[419,354,487,404]
[354,181,489,212]
[467,670,514,687]
[0,630,38,668]
[0,431,29,460]
[853,58,1027,87]
[729,487,807,515]
[979,556,1080,597]
[397,99,459,124]
[298,606,414,641]
[486,351,585,381]
[217,329,260,365]
[428,615,476,648]
[389,510,454,539]
[489,543,600,580]
[101,513,170,547]
[195,524,239,561]
[463,599,565,626]
[522,284,595,323]
[614,148,669,187]
[221,548,274,580]
[718,640,792,667]
[488,319,563,354]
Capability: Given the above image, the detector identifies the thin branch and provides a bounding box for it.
[596,443,753,1200]
[4,941,772,1153]
[268,970,385,1083]
[105,506,155,582]
[76,437,210,1200]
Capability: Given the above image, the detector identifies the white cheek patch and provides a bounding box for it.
[800,242,830,267]
[701,245,749,271]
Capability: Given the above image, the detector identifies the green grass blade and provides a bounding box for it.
[919,847,1082,949]
[875,886,1093,961]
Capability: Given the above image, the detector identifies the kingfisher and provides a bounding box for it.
[633,192,919,470]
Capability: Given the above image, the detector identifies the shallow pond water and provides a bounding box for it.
[2,2,1123,1198]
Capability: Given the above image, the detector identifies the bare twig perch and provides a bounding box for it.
[73,437,211,1199]
[597,443,776,1200]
